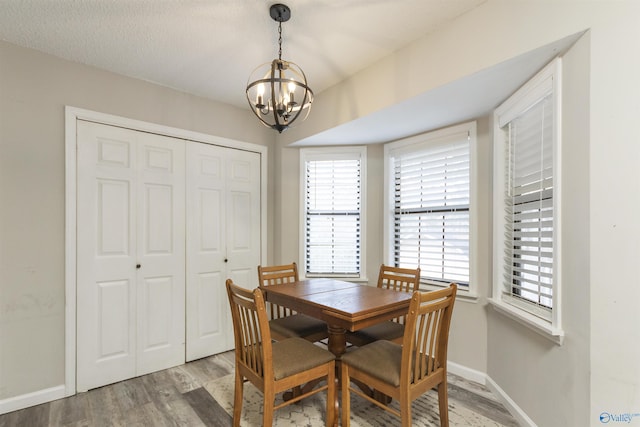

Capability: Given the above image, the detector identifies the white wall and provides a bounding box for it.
[274,1,640,425]
[0,40,273,403]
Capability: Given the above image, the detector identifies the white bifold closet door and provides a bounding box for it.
[185,142,261,361]
[76,120,262,391]
[76,121,186,392]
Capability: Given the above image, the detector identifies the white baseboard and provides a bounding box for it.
[448,360,488,385]
[485,375,537,427]
[0,385,66,415]
[448,360,536,426]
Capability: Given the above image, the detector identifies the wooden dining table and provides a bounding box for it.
[263,278,413,424]
[263,277,414,358]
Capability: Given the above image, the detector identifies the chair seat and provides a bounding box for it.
[347,321,405,346]
[226,279,336,427]
[269,313,327,339]
[341,340,402,386]
[341,285,457,427]
[272,337,335,380]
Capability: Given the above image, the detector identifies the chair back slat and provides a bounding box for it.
[415,310,435,380]
[402,285,457,385]
[258,263,299,319]
[226,279,273,380]
[377,265,420,324]
[227,278,336,426]
[341,283,456,427]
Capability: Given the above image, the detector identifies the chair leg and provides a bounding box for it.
[263,388,275,427]
[232,371,244,427]
[399,396,412,427]
[325,363,336,427]
[437,382,450,427]
[340,363,351,427]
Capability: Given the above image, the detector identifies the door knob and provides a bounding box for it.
[136,264,141,269]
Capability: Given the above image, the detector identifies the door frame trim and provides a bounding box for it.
[64,106,268,396]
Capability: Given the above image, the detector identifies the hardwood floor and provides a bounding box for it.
[0,351,518,426]
[0,352,236,427]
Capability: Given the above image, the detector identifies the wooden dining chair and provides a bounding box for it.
[346,264,421,347]
[258,262,328,343]
[226,279,336,427]
[340,284,457,427]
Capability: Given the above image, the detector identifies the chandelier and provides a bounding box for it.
[246,4,313,133]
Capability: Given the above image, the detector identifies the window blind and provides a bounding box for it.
[305,159,361,275]
[503,93,554,312]
[392,133,470,286]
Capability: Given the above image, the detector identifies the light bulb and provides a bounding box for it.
[256,83,265,107]
[288,81,296,104]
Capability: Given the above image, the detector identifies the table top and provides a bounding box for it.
[263,278,413,332]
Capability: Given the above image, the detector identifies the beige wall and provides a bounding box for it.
[486,27,592,427]
[587,3,640,423]
[487,29,592,426]
[272,119,493,375]
[3,1,640,426]
[0,40,273,400]
[274,1,640,426]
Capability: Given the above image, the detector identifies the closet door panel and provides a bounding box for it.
[77,121,137,392]
[97,280,131,357]
[77,122,186,390]
[195,271,224,342]
[225,149,261,290]
[186,143,230,360]
[136,132,186,375]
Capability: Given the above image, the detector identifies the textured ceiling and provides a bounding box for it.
[0,0,486,109]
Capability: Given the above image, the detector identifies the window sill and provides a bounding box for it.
[488,298,564,345]
[456,291,480,303]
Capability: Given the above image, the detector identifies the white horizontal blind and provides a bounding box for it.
[392,133,470,286]
[305,158,361,275]
[503,93,554,313]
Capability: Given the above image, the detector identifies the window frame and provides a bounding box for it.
[490,58,564,344]
[383,121,478,298]
[299,146,367,280]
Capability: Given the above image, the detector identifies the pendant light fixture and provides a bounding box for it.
[246,3,313,133]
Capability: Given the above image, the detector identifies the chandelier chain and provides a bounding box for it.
[278,21,283,60]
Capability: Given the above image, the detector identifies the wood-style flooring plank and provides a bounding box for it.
[0,402,50,427]
[448,382,520,427]
[85,383,125,426]
[164,365,200,394]
[111,377,152,413]
[141,370,183,406]
[179,355,233,386]
[48,393,89,426]
[121,402,168,427]
[447,372,497,402]
[183,387,232,427]
[156,395,207,427]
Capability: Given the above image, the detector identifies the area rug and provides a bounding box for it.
[205,374,506,426]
